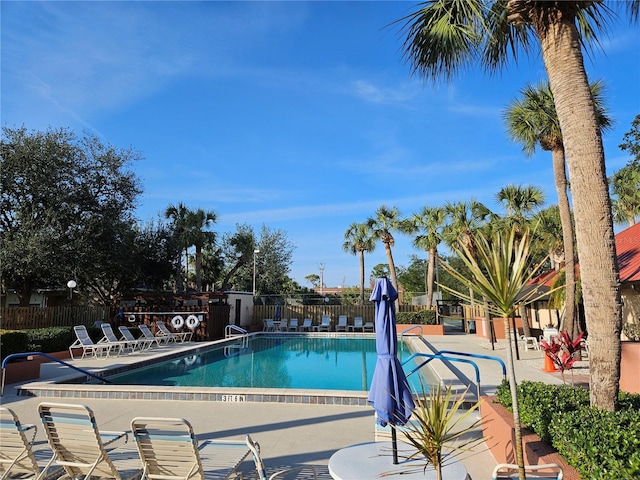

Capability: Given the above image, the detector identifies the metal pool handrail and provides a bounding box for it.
[225,325,249,349]
[402,353,482,404]
[436,350,507,380]
[1,352,112,397]
[399,325,424,337]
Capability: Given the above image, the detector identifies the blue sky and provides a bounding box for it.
[2,1,639,289]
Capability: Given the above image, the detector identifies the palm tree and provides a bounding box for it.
[367,206,408,297]
[439,227,550,480]
[504,80,612,339]
[343,222,376,305]
[495,184,545,240]
[185,208,217,293]
[397,0,638,412]
[164,202,189,292]
[410,206,445,308]
[609,164,640,226]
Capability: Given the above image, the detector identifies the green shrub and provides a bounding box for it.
[0,331,30,361]
[549,408,640,479]
[27,327,75,353]
[496,381,640,478]
[396,310,437,325]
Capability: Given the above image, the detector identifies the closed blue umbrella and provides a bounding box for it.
[368,277,415,464]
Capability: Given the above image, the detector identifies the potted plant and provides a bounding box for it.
[399,383,484,480]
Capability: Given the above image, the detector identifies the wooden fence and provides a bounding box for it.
[0,306,111,330]
[252,304,432,327]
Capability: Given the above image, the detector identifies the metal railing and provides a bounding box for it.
[1,352,112,396]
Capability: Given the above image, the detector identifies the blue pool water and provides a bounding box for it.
[106,335,436,391]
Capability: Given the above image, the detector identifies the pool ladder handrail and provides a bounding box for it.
[1,351,113,397]
[402,353,483,404]
[224,325,249,356]
[400,325,424,337]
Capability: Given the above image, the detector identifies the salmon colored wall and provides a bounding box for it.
[396,324,445,335]
[620,341,640,394]
[475,317,523,340]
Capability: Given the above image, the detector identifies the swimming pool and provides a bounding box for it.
[105,335,438,391]
[16,333,440,405]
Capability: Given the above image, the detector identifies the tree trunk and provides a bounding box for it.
[358,250,366,305]
[427,248,437,308]
[384,241,400,307]
[503,316,526,480]
[195,244,202,293]
[537,17,621,410]
[552,147,578,338]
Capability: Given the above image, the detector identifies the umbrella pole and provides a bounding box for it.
[391,425,399,464]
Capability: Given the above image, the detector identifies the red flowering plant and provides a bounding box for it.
[540,331,584,385]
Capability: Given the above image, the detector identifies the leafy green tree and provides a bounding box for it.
[619,114,640,163]
[397,0,638,412]
[132,219,179,292]
[370,263,391,286]
[254,225,295,296]
[218,224,256,291]
[397,255,428,295]
[305,274,321,289]
[343,222,376,305]
[0,126,141,305]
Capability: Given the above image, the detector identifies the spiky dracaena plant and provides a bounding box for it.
[400,382,484,480]
[438,227,552,479]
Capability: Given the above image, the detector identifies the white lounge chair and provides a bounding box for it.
[131,416,250,480]
[288,318,299,331]
[69,325,113,359]
[138,324,169,346]
[335,315,348,332]
[492,463,563,479]
[299,319,313,332]
[118,325,155,351]
[313,315,331,332]
[99,323,136,355]
[0,406,63,480]
[363,320,375,332]
[156,321,192,343]
[277,319,288,332]
[38,402,141,480]
[245,435,318,480]
[263,319,276,332]
[348,317,364,332]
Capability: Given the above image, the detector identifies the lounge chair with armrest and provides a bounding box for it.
[38,402,142,480]
[131,416,250,480]
[492,463,563,479]
[69,325,113,360]
[245,435,318,480]
[156,321,192,343]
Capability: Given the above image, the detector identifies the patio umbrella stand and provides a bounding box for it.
[368,277,415,464]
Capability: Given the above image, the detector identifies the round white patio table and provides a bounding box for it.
[328,442,469,480]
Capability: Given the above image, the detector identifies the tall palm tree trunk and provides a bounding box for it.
[551,148,578,338]
[427,249,437,308]
[538,19,621,410]
[358,250,366,305]
[384,241,400,305]
[195,245,203,293]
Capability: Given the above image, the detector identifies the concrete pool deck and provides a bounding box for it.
[1,333,578,479]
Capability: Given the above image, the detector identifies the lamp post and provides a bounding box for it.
[319,263,324,296]
[67,280,77,301]
[253,249,260,296]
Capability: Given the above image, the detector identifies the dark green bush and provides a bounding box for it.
[549,408,640,479]
[496,381,640,478]
[396,310,437,325]
[0,331,30,361]
[0,326,99,361]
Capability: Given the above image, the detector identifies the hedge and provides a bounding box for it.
[396,310,437,325]
[496,380,640,479]
[0,326,102,361]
